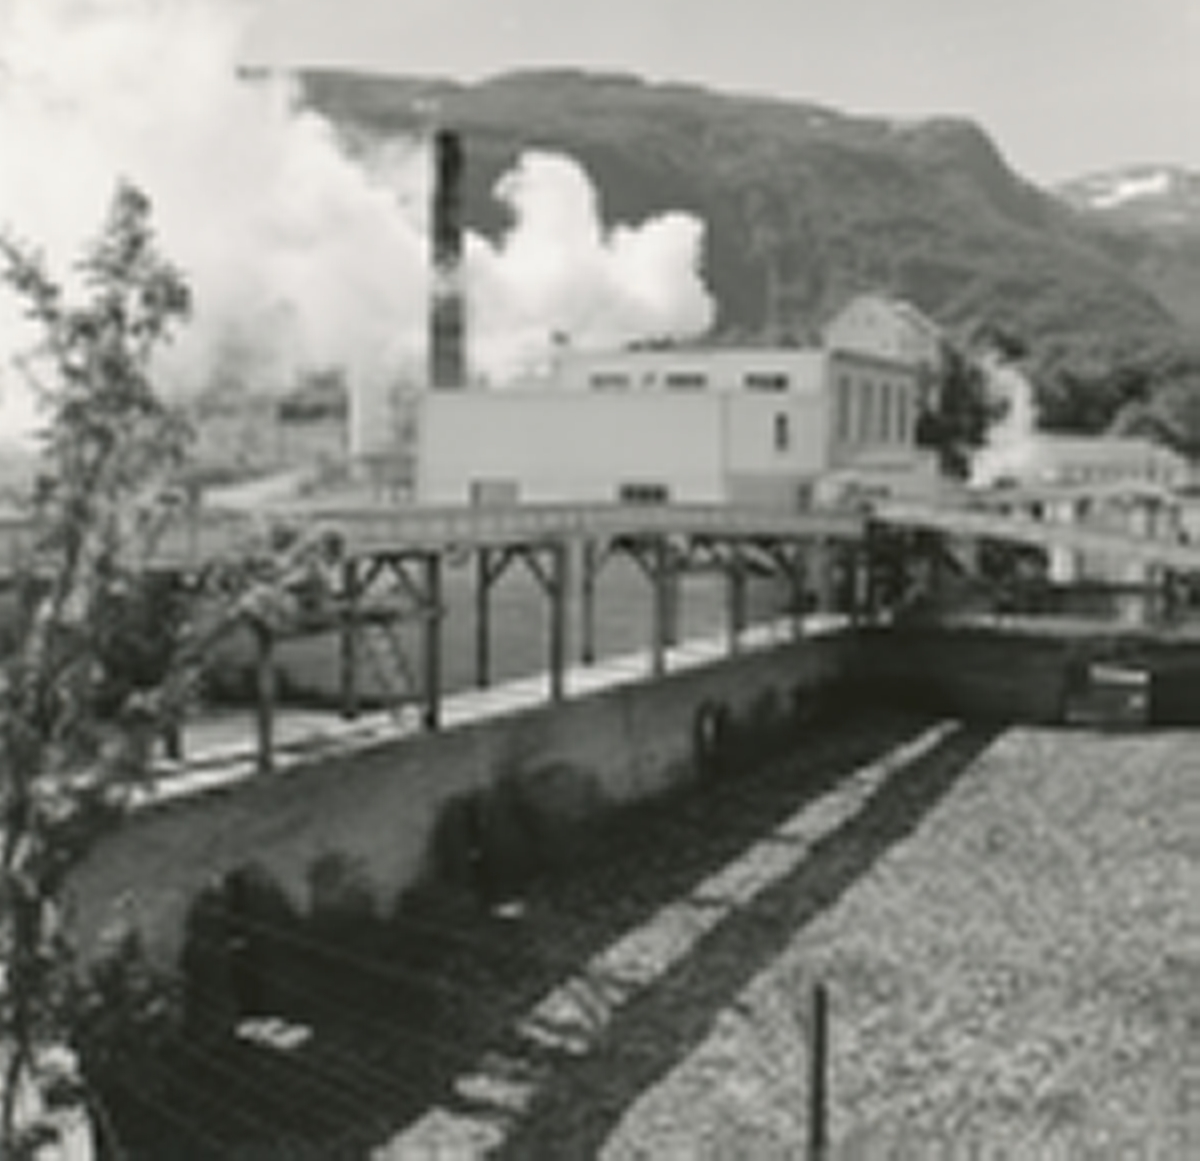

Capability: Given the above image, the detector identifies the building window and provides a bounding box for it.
[896,385,911,442]
[774,412,791,453]
[859,380,875,443]
[665,371,707,390]
[837,376,853,442]
[744,372,789,392]
[618,482,670,505]
[590,372,631,390]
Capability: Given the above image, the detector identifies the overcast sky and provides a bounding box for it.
[248,0,1199,186]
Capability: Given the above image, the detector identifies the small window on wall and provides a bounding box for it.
[591,373,630,390]
[880,381,893,443]
[863,380,878,442]
[665,372,707,390]
[836,377,852,442]
[745,372,789,392]
[896,386,911,442]
[618,482,671,505]
[774,412,791,452]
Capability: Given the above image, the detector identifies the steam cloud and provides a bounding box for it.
[968,352,1040,487]
[0,0,715,448]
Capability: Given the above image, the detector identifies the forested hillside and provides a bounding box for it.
[300,67,1200,434]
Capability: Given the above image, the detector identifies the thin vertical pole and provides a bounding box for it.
[651,536,671,677]
[581,539,597,666]
[854,542,871,623]
[838,541,856,617]
[665,551,682,649]
[423,553,443,731]
[340,557,360,720]
[163,569,184,759]
[789,545,806,639]
[808,981,829,1161]
[163,720,183,763]
[727,545,746,655]
[809,537,830,615]
[549,541,568,702]
[253,620,275,775]
[475,547,492,689]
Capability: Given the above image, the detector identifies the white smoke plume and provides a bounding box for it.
[968,351,1041,487]
[0,0,714,449]
[470,153,713,382]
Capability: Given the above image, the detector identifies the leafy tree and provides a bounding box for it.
[1111,374,1200,473]
[1038,357,1155,434]
[914,339,995,478]
[0,184,339,1155]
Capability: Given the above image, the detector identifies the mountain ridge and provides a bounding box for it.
[298,67,1200,426]
[1055,164,1200,231]
[1052,164,1200,334]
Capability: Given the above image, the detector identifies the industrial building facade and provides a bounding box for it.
[416,344,932,507]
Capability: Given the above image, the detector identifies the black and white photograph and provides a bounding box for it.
[1,0,1197,1156]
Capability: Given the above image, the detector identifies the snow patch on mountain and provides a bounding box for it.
[1090,169,1174,209]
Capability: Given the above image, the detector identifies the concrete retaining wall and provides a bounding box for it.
[67,633,854,973]
[73,617,1199,981]
[855,624,1078,723]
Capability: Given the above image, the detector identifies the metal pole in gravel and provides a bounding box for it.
[808,980,829,1161]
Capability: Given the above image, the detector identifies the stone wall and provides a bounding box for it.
[855,623,1078,723]
[67,633,854,973]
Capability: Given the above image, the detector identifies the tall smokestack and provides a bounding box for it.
[430,128,466,388]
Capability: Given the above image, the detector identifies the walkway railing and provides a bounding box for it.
[162,501,864,563]
[877,500,1200,571]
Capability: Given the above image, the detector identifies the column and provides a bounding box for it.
[549,541,568,701]
[253,620,275,774]
[475,547,492,689]
[422,553,443,730]
[340,557,360,720]
[727,547,747,653]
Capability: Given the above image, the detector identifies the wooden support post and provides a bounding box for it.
[651,535,671,676]
[837,541,856,616]
[162,569,184,760]
[727,546,747,654]
[163,721,183,763]
[853,542,871,623]
[862,531,879,621]
[807,981,829,1161]
[549,540,568,701]
[580,539,597,666]
[475,547,492,689]
[789,546,806,639]
[809,537,831,614]
[665,550,682,649]
[422,553,443,731]
[253,619,275,775]
[340,557,360,720]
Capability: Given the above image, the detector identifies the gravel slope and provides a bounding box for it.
[600,728,1200,1159]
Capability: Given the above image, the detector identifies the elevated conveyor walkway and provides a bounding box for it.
[875,499,1200,573]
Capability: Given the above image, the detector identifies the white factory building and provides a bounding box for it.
[415,341,936,508]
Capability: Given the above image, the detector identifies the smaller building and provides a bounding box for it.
[980,435,1188,492]
[190,384,349,478]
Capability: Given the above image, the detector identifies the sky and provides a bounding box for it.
[247,0,1200,185]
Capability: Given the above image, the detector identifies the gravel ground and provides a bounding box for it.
[598,728,1199,1160]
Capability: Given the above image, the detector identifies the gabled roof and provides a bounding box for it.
[824,292,943,339]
